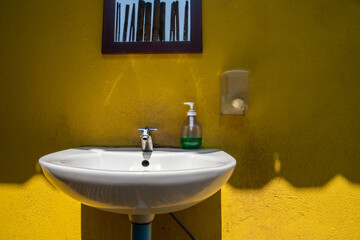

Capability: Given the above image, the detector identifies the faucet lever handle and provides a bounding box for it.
[138,127,157,132]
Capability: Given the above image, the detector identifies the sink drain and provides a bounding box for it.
[142,160,149,167]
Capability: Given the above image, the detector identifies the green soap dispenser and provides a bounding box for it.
[181,102,202,149]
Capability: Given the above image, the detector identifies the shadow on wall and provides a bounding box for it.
[0,139,74,184]
[1,0,360,191]
[218,115,360,189]
[81,191,222,240]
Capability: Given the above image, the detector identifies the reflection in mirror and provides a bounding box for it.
[114,0,191,42]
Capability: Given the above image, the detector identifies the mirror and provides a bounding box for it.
[102,0,202,53]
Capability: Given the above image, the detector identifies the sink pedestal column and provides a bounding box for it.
[129,214,155,240]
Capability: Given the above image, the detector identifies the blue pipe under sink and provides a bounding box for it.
[131,222,152,240]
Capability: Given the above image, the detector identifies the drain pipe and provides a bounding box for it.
[129,213,197,240]
[129,215,154,240]
[169,213,197,240]
[131,222,152,240]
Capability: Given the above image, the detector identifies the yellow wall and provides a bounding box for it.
[1,0,360,239]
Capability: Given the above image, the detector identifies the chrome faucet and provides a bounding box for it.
[138,127,157,152]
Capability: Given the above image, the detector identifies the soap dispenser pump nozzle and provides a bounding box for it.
[184,102,196,116]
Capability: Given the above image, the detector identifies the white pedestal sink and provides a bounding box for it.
[39,147,236,237]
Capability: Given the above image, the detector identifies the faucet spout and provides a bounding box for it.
[138,127,157,152]
[141,135,153,152]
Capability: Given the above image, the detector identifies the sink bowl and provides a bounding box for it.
[39,147,236,215]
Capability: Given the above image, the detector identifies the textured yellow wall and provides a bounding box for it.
[1,0,360,239]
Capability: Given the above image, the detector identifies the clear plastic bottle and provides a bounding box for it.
[181,102,202,149]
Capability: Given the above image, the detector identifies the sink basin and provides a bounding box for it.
[39,147,236,215]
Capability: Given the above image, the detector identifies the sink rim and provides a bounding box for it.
[39,147,236,175]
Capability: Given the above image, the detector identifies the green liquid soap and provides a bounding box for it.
[181,138,202,149]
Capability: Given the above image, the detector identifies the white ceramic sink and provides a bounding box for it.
[39,147,236,215]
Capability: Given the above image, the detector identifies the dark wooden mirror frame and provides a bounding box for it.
[102,0,202,54]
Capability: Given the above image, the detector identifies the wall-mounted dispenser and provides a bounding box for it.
[220,70,249,115]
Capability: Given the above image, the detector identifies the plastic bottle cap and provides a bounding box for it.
[184,102,196,116]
